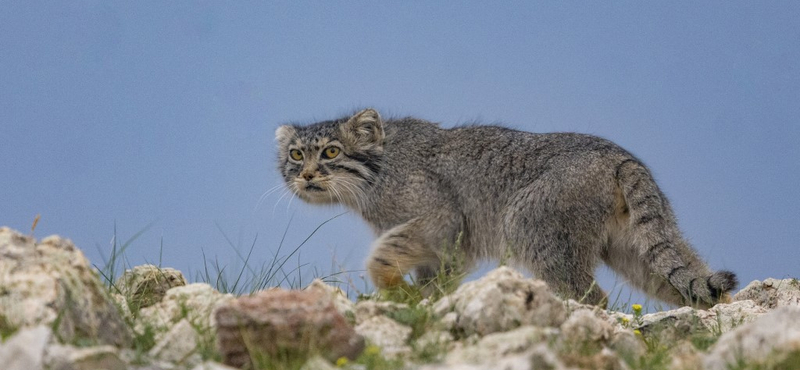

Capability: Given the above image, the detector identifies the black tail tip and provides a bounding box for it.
[710,270,739,293]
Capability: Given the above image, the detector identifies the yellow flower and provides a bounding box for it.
[365,345,381,356]
[633,329,642,336]
[335,357,348,367]
[621,317,630,324]
[632,304,643,315]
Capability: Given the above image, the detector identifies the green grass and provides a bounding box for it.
[631,334,672,370]
[198,213,352,295]
[0,314,16,341]
[92,216,366,369]
[350,345,405,370]
[94,221,157,292]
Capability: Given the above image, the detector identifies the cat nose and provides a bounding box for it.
[301,172,314,181]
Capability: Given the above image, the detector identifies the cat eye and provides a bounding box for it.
[321,147,340,159]
[289,149,303,161]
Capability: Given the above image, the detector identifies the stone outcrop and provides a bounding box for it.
[354,315,412,357]
[421,342,572,370]
[45,343,127,370]
[694,300,768,333]
[703,306,800,370]
[734,278,800,309]
[306,278,356,320]
[432,267,567,337]
[214,288,365,368]
[557,309,628,370]
[0,227,132,347]
[148,318,202,366]
[3,226,800,370]
[115,264,187,311]
[136,283,233,336]
[0,325,51,370]
[355,300,411,325]
[442,325,557,366]
[636,300,769,343]
[191,362,238,370]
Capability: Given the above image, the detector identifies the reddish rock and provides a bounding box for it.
[215,289,364,368]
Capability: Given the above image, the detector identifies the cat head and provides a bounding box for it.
[276,109,384,207]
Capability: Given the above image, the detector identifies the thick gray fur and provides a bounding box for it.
[276,109,738,307]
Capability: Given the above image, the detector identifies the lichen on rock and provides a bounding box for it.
[0,227,132,347]
[432,266,568,337]
[734,278,800,309]
[115,264,187,312]
[4,225,800,370]
[703,306,800,370]
[136,283,233,337]
[354,315,412,357]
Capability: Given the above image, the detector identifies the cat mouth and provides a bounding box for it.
[304,183,325,192]
[294,181,337,204]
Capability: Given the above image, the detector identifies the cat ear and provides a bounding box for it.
[275,125,296,144]
[341,108,384,148]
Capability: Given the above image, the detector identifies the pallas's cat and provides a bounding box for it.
[276,109,737,307]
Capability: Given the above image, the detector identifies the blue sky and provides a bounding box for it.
[2,2,798,306]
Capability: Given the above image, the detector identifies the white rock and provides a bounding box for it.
[190,361,239,370]
[444,325,556,365]
[695,300,768,333]
[116,264,187,310]
[415,329,454,353]
[149,319,200,366]
[305,279,355,320]
[439,311,459,329]
[734,278,800,309]
[0,325,51,370]
[668,341,703,370]
[432,267,567,336]
[354,300,410,325]
[573,304,630,330]
[0,228,131,346]
[606,310,634,328]
[526,344,572,370]
[45,344,126,370]
[136,283,233,336]
[592,347,630,370]
[418,364,489,370]
[636,306,703,345]
[703,306,800,370]
[299,355,338,370]
[638,306,697,329]
[354,315,412,357]
[637,300,768,340]
[557,309,630,370]
[560,309,612,344]
[609,328,645,364]
[563,299,596,312]
[421,343,570,370]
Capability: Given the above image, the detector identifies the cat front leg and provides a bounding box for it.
[366,214,462,290]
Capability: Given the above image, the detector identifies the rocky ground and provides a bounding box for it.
[1,226,799,370]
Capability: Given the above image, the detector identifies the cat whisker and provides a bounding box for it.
[286,191,297,211]
[328,180,348,205]
[346,181,369,210]
[334,177,369,211]
[272,188,292,216]
[330,185,345,205]
[262,183,288,198]
[255,183,287,212]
